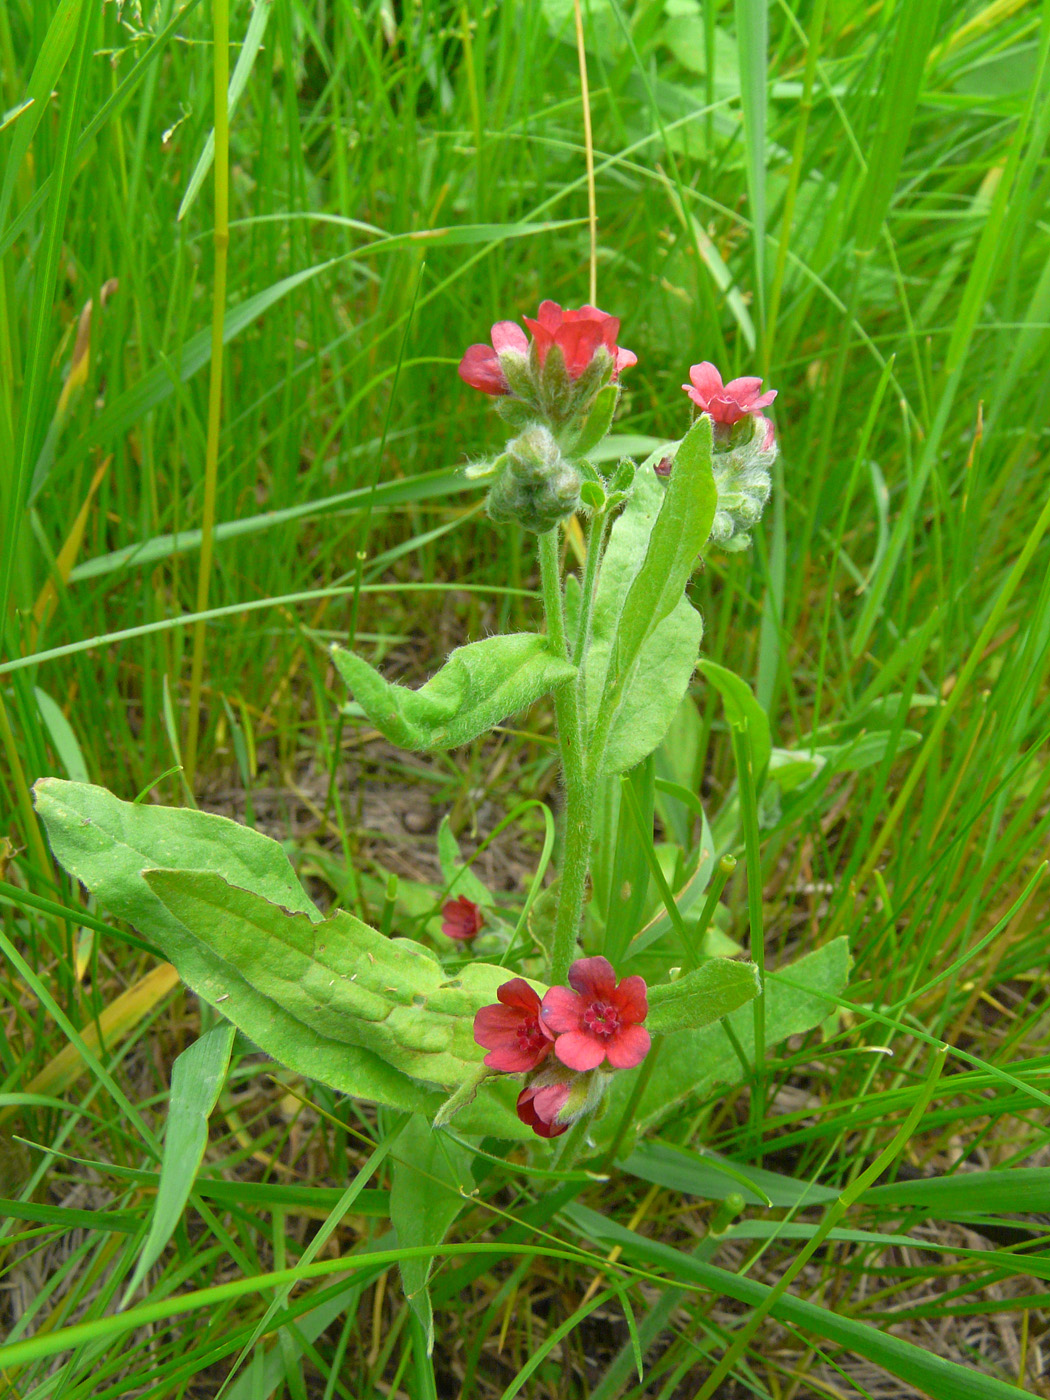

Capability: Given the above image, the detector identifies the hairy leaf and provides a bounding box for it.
[332,632,576,751]
[143,869,543,1092]
[646,958,760,1036]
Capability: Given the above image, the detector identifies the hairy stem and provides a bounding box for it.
[539,528,593,987]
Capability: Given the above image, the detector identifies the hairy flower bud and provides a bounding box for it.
[486,426,582,534]
[708,412,777,551]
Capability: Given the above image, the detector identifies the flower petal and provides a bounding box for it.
[614,346,637,374]
[458,344,507,395]
[567,955,617,999]
[553,1030,607,1071]
[612,974,649,1023]
[539,985,582,1034]
[605,1024,651,1069]
[723,375,764,402]
[490,320,528,354]
[530,1083,571,1124]
[497,978,543,1013]
[535,300,564,330]
[688,361,725,400]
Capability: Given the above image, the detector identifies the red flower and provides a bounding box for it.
[523,301,636,381]
[458,303,636,397]
[516,1083,570,1138]
[683,362,777,425]
[441,895,484,941]
[540,956,650,1072]
[473,979,554,1072]
[458,321,530,396]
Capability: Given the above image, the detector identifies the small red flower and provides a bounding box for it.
[473,979,554,1072]
[516,1083,570,1138]
[458,321,529,396]
[541,956,650,1072]
[458,303,636,398]
[683,362,777,425]
[441,895,484,942]
[523,301,637,381]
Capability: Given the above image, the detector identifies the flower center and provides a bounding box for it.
[583,1001,621,1038]
[517,1021,548,1052]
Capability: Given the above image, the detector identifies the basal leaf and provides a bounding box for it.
[33,779,434,1114]
[331,632,576,751]
[143,869,542,1091]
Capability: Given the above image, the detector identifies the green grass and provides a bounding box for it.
[3,0,1050,1394]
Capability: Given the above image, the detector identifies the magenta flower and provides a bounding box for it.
[473,979,554,1072]
[516,1082,570,1138]
[522,302,637,381]
[540,956,650,1072]
[458,321,529,396]
[683,362,777,425]
[441,895,484,942]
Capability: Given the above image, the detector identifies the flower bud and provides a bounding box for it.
[485,426,582,534]
[708,412,777,551]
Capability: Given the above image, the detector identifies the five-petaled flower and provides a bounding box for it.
[473,978,553,1072]
[541,956,651,1071]
[458,302,636,397]
[516,1082,570,1139]
[683,362,777,426]
[441,895,484,942]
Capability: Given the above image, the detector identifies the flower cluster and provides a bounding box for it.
[657,362,779,551]
[459,302,636,534]
[459,305,780,550]
[473,957,649,1138]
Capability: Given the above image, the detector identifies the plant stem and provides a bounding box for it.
[731,722,766,1155]
[184,0,230,790]
[539,528,592,987]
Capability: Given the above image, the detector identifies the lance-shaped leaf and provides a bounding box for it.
[391,1115,472,1354]
[143,869,544,1091]
[606,416,715,704]
[332,633,576,751]
[33,778,436,1115]
[33,779,537,1137]
[646,959,760,1036]
[586,436,712,772]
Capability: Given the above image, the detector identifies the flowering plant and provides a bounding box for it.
[32,296,854,1340]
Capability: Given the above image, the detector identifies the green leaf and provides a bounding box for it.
[331,633,576,751]
[607,416,715,710]
[623,1139,836,1208]
[437,817,491,908]
[121,1021,235,1304]
[646,959,760,1036]
[594,938,851,1150]
[33,779,431,1114]
[697,658,772,778]
[143,869,542,1093]
[602,597,702,775]
[390,1115,473,1354]
[583,457,705,773]
[35,686,90,783]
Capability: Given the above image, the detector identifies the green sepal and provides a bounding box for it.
[646,958,761,1036]
[568,382,619,457]
[332,633,576,751]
